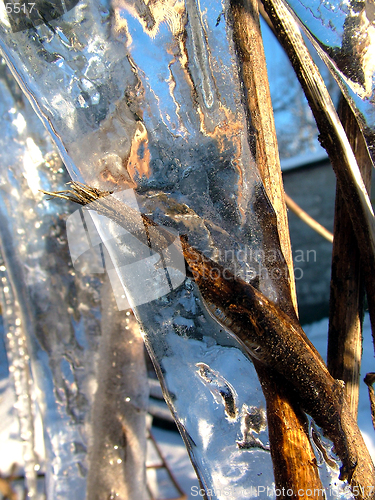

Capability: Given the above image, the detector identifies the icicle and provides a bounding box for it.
[0,2,275,493]
[0,58,150,500]
[86,277,149,500]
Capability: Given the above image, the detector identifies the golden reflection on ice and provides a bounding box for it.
[113,0,186,40]
[113,0,248,211]
[127,121,151,181]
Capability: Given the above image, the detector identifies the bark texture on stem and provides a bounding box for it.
[229,0,297,311]
[229,0,323,496]
[259,0,375,494]
[328,97,372,419]
[255,363,322,499]
[43,183,375,498]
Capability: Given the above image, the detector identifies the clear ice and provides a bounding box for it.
[0,60,149,499]
[0,0,359,498]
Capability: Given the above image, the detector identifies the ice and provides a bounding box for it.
[161,333,274,494]
[280,0,375,151]
[0,61,95,499]
[0,0,360,497]
[0,61,149,499]
[0,4,269,495]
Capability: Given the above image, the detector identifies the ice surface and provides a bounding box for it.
[0,277,38,499]
[3,313,374,499]
[0,0,363,497]
[0,61,149,499]
[161,334,274,495]
[0,60,96,499]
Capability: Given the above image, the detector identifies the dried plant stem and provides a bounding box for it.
[257,0,375,494]
[229,0,323,495]
[87,276,149,500]
[327,98,372,418]
[229,0,296,311]
[0,466,17,500]
[284,193,334,243]
[364,373,375,432]
[260,0,375,348]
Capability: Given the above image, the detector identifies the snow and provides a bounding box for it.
[0,314,374,498]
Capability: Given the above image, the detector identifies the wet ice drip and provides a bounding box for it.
[0,258,39,499]
[307,417,353,498]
